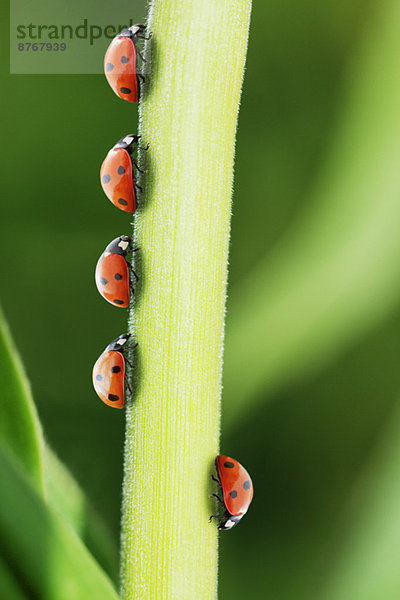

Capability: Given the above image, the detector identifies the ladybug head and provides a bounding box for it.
[106,333,131,353]
[118,24,146,40]
[218,512,243,531]
[128,24,146,38]
[105,235,133,256]
[114,134,141,153]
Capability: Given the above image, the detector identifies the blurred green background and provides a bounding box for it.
[3,0,400,597]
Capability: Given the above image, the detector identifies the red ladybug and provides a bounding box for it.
[104,24,149,102]
[92,333,132,409]
[100,134,144,213]
[95,235,138,308]
[211,455,254,530]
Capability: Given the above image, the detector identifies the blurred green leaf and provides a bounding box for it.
[0,554,29,600]
[224,0,400,427]
[44,447,119,581]
[0,443,119,600]
[0,308,44,491]
[219,308,400,600]
[0,307,118,578]
[324,399,400,600]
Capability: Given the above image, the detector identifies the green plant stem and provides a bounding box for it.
[120,1,252,598]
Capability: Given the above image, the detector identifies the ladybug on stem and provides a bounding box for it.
[95,235,138,308]
[104,24,150,103]
[100,134,148,213]
[210,455,254,530]
[92,333,133,409]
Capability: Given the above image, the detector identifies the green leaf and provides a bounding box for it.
[0,308,44,491]
[0,443,120,600]
[324,400,400,600]
[223,0,400,427]
[44,447,119,581]
[0,554,29,600]
[0,308,118,578]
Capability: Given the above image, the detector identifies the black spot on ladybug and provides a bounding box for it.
[113,299,124,305]
[243,480,251,490]
[105,62,114,72]
[100,277,108,285]
[120,87,131,94]
[230,490,238,499]
[111,366,121,373]
[115,273,123,280]
[224,461,234,469]
[102,174,111,184]
[118,198,128,206]
[108,393,119,402]
[118,166,126,175]
[96,374,103,381]
[121,56,129,63]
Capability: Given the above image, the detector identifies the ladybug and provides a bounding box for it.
[92,333,133,409]
[100,134,146,213]
[210,455,254,530]
[104,24,149,102]
[95,235,138,308]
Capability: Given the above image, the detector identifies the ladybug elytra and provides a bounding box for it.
[92,333,133,409]
[104,24,149,103]
[211,455,254,530]
[100,134,148,213]
[95,235,138,308]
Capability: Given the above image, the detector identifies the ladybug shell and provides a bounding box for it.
[95,253,130,308]
[104,36,139,102]
[92,350,125,408]
[216,455,253,516]
[100,148,136,213]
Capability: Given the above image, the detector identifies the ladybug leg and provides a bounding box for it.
[133,179,143,193]
[208,514,220,524]
[137,32,153,41]
[125,358,134,369]
[128,263,139,282]
[210,493,224,505]
[136,47,147,63]
[130,140,148,157]
[137,73,146,84]
[132,156,146,174]
[211,474,222,488]
[125,378,132,395]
